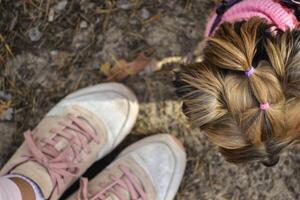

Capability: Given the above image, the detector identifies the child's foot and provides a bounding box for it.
[0,83,139,200]
[68,134,186,200]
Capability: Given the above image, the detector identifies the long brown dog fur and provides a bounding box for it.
[174,18,300,165]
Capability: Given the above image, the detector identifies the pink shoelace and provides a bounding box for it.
[18,113,100,194]
[78,165,147,200]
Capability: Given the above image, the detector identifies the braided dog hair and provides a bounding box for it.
[175,18,300,166]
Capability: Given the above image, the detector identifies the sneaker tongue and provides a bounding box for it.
[11,161,54,198]
[43,115,97,163]
[52,117,91,152]
[52,127,84,153]
[53,136,70,151]
[106,186,131,200]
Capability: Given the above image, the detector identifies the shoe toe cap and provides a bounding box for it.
[121,134,186,200]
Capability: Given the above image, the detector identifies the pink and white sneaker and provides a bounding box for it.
[0,83,139,200]
[67,134,187,200]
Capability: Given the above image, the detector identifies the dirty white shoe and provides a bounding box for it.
[0,83,139,200]
[67,134,186,200]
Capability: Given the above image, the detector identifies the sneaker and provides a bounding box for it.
[0,83,139,200]
[67,134,186,200]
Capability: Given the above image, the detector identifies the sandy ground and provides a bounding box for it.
[1,0,300,199]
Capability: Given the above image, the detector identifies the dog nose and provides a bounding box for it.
[261,155,280,167]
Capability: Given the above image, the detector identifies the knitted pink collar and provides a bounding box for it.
[205,0,299,37]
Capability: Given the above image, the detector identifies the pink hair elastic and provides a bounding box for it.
[245,67,255,77]
[260,102,270,110]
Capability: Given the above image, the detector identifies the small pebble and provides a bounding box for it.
[95,17,101,24]
[53,0,68,12]
[117,0,132,10]
[28,27,43,41]
[48,9,55,22]
[91,60,100,69]
[80,21,88,29]
[0,91,11,101]
[140,8,150,19]
[50,50,58,57]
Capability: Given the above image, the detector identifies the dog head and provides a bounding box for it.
[174,18,300,166]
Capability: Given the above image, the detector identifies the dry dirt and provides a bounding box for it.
[1,0,300,199]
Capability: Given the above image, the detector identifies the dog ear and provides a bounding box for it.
[172,63,195,100]
[173,62,227,127]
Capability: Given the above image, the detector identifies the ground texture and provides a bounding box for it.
[1,0,300,199]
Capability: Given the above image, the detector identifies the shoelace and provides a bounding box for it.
[18,113,100,194]
[78,165,147,200]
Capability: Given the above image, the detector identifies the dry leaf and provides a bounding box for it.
[100,63,112,76]
[107,52,151,81]
[0,100,12,120]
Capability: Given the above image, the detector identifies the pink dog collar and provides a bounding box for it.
[205,0,299,36]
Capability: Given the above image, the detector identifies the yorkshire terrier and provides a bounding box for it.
[174,0,300,166]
